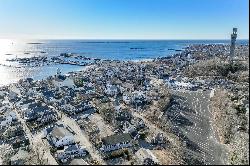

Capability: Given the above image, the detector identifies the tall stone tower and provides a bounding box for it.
[230,28,237,57]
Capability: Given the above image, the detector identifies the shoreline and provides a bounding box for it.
[1,42,249,89]
[0,40,248,87]
[0,43,249,165]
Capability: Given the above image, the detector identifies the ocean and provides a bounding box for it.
[0,39,248,86]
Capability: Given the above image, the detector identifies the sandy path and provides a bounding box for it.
[171,89,228,165]
[59,114,106,165]
[88,114,114,138]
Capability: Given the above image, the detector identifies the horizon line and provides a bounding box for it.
[0,38,249,40]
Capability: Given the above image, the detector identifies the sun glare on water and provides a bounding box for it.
[0,39,15,61]
[0,39,25,86]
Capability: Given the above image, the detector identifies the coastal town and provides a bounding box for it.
[0,31,249,165]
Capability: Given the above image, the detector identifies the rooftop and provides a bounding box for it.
[102,133,132,145]
[50,124,73,139]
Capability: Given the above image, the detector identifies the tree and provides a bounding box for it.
[0,144,15,165]
[26,142,48,165]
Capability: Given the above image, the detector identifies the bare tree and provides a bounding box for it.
[0,144,15,165]
[26,142,48,165]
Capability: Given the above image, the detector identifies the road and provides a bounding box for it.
[12,104,58,165]
[58,112,106,165]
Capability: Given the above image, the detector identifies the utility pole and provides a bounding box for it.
[230,28,237,58]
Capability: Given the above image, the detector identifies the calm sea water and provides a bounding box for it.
[0,39,248,86]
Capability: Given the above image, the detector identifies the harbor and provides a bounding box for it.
[0,39,248,86]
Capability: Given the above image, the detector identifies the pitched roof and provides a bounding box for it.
[102,133,132,145]
[65,144,79,152]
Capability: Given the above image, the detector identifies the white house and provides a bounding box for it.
[56,144,88,163]
[0,111,17,128]
[123,93,131,104]
[114,105,121,112]
[104,84,118,96]
[106,70,114,78]
[210,88,215,98]
[8,90,18,101]
[0,91,5,100]
[100,133,133,152]
[131,91,147,106]
[187,53,192,59]
[44,124,75,148]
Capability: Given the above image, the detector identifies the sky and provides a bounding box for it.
[0,0,249,39]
